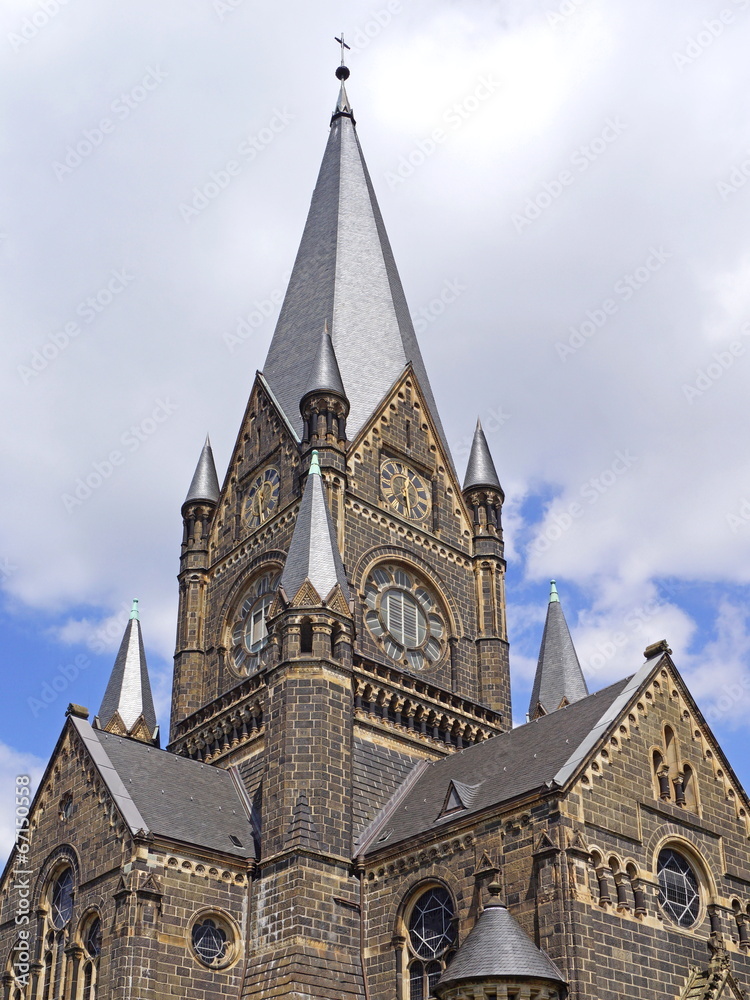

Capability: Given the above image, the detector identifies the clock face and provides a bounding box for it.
[244,467,281,527]
[230,572,279,676]
[380,460,431,521]
[363,564,445,671]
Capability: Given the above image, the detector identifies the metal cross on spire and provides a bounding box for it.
[334,33,351,80]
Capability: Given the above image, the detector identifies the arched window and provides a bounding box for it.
[39,866,75,1000]
[657,848,701,927]
[682,764,699,812]
[80,913,102,999]
[403,886,457,999]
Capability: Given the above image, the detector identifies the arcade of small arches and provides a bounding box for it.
[651,724,700,812]
[587,840,747,940]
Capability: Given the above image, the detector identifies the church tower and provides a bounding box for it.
[167,57,510,999]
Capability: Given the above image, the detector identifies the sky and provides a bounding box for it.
[2,0,750,860]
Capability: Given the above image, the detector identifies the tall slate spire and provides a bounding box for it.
[96,600,159,744]
[528,581,589,720]
[463,419,502,490]
[184,435,220,506]
[262,69,449,455]
[279,451,350,602]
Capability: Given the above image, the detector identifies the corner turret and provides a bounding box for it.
[94,600,159,745]
[528,581,589,720]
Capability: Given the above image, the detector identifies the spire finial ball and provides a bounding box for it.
[335,65,350,81]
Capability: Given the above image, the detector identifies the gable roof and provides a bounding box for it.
[361,676,631,855]
[72,717,254,859]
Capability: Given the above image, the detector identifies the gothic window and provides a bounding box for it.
[230,572,279,676]
[189,913,236,969]
[80,913,101,999]
[38,865,75,1000]
[363,564,446,671]
[403,886,457,999]
[657,848,700,927]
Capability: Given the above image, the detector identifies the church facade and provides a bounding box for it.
[2,62,750,1000]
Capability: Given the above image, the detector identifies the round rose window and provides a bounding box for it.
[363,565,445,671]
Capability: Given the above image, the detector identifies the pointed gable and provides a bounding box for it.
[97,601,158,743]
[529,581,588,719]
[279,451,349,602]
[262,78,450,456]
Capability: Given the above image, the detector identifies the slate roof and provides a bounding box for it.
[438,894,565,988]
[184,435,220,505]
[528,582,589,718]
[262,80,450,457]
[279,452,350,601]
[463,419,502,491]
[302,329,347,401]
[71,717,255,859]
[362,677,631,855]
[98,606,157,736]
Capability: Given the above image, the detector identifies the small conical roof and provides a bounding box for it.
[437,885,565,991]
[280,451,349,601]
[463,420,502,491]
[98,600,158,740]
[528,581,589,719]
[184,435,220,505]
[301,327,347,403]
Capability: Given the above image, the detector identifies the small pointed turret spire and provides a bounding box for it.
[528,581,588,720]
[279,451,349,602]
[302,326,347,401]
[96,601,159,745]
[184,435,220,506]
[463,420,502,491]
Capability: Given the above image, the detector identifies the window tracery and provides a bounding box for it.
[401,885,457,999]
